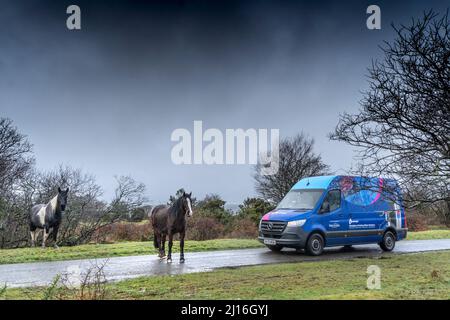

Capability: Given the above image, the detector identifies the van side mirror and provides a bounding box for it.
[319,201,330,214]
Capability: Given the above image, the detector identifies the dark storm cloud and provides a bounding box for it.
[1,0,448,203]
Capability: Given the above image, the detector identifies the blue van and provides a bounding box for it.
[258,175,407,255]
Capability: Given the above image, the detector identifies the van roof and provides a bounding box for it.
[292,175,338,190]
[292,175,399,191]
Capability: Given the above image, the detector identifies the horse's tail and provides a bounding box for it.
[149,206,156,227]
[148,206,154,219]
[150,206,158,248]
[153,233,158,248]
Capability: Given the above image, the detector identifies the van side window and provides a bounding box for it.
[329,190,341,211]
[319,190,341,213]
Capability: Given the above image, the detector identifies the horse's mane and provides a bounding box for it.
[47,194,58,210]
[169,196,185,218]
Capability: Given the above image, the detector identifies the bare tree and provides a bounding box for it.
[0,172,36,248]
[35,165,106,245]
[0,118,34,195]
[254,134,330,203]
[330,11,450,218]
[0,118,151,247]
[0,118,34,248]
[109,175,147,219]
[0,164,149,247]
[43,172,147,245]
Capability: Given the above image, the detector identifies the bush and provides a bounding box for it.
[195,194,233,225]
[92,222,152,243]
[227,218,258,239]
[237,198,275,224]
[91,214,260,243]
[187,216,224,240]
[406,212,429,231]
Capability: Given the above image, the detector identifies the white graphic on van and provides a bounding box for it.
[348,218,375,229]
[329,222,340,229]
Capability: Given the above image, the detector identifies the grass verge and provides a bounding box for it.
[3,250,449,300]
[406,229,450,240]
[0,239,262,265]
[0,229,448,265]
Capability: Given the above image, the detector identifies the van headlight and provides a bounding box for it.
[287,219,306,227]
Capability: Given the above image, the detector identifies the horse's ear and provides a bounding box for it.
[189,192,192,197]
[66,188,69,193]
[58,187,62,193]
[183,191,186,197]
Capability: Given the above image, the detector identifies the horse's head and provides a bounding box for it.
[57,187,70,212]
[181,192,193,217]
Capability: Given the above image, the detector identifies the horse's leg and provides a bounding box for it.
[30,230,36,247]
[155,232,166,259]
[161,234,167,258]
[35,228,42,246]
[155,232,162,258]
[33,228,42,247]
[167,233,173,263]
[52,225,59,249]
[180,230,186,263]
[42,226,49,248]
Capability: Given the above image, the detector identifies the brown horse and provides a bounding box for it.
[150,192,193,263]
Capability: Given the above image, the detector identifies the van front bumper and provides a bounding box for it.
[258,224,309,248]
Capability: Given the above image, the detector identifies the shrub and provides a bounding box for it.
[237,198,275,224]
[187,216,224,240]
[92,222,152,243]
[195,194,233,225]
[406,212,428,231]
[227,217,258,239]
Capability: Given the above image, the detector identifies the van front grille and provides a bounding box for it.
[260,221,287,234]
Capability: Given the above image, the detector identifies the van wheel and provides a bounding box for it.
[380,231,396,251]
[306,233,324,256]
[266,245,283,252]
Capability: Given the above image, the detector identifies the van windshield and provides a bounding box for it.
[276,189,324,210]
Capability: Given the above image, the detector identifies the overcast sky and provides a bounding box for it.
[0,0,447,204]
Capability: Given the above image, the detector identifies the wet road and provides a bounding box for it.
[1,239,449,288]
